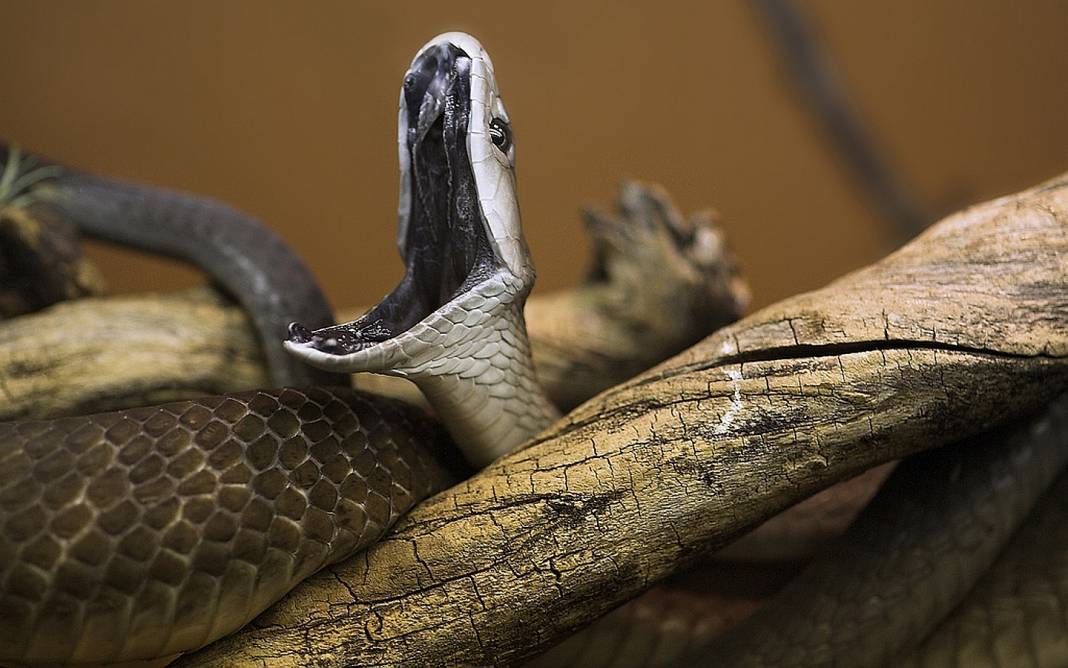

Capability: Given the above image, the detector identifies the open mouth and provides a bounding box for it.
[287,43,498,358]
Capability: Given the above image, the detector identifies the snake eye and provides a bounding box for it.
[489,118,512,153]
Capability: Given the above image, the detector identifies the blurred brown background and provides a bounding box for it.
[1,1,1065,311]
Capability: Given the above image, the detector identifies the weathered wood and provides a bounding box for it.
[0,202,105,318]
[522,463,894,667]
[525,181,748,410]
[528,561,801,667]
[0,288,268,420]
[179,177,1068,666]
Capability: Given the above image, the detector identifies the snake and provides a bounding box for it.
[1,29,1065,668]
[0,32,557,665]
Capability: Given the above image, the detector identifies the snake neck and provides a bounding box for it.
[388,271,560,466]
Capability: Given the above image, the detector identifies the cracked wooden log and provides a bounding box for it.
[526,463,897,667]
[179,176,1068,666]
[0,288,269,420]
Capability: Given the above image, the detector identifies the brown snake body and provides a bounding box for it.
[0,389,451,664]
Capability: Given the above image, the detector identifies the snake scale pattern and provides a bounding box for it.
[0,389,450,664]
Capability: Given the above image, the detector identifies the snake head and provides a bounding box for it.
[284,32,535,378]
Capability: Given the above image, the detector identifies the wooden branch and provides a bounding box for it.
[0,181,746,421]
[527,181,748,409]
[180,177,1068,666]
[0,288,268,420]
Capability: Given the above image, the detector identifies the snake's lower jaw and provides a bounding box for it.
[284,267,527,373]
[284,270,557,465]
[282,334,396,376]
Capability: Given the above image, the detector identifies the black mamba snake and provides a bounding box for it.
[1,32,530,665]
[1,30,1066,668]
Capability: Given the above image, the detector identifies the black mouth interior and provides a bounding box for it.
[288,43,498,355]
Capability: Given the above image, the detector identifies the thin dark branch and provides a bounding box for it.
[752,0,930,240]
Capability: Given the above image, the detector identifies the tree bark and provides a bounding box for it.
[0,288,268,420]
[179,176,1068,666]
[0,201,105,318]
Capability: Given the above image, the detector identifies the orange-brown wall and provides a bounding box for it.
[1,1,1065,311]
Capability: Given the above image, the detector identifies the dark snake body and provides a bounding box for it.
[689,398,1068,666]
